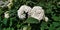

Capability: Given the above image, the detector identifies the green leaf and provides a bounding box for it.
[49,24,55,30]
[52,15,60,21]
[3,28,6,30]
[7,27,14,30]
[9,21,12,27]
[49,22,60,30]
[27,26,31,30]
[41,22,48,30]
[17,24,21,29]
[0,9,4,15]
[3,18,8,25]
[56,27,60,30]
[52,22,60,27]
[26,17,39,24]
[0,17,1,21]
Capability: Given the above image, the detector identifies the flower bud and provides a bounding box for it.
[45,17,48,22]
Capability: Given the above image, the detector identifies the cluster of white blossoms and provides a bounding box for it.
[30,6,44,21]
[17,5,32,19]
[17,5,48,22]
[4,11,9,18]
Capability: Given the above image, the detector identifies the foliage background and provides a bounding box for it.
[0,0,60,30]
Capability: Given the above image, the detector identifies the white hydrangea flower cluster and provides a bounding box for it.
[17,5,32,19]
[30,6,44,21]
[17,5,48,22]
[4,11,9,18]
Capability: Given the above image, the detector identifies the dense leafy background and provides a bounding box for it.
[0,0,60,30]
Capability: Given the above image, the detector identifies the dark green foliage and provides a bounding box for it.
[26,17,39,23]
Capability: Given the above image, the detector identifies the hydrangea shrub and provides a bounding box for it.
[0,0,60,30]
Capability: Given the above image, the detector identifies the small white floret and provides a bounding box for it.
[4,11,9,18]
[44,17,48,22]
